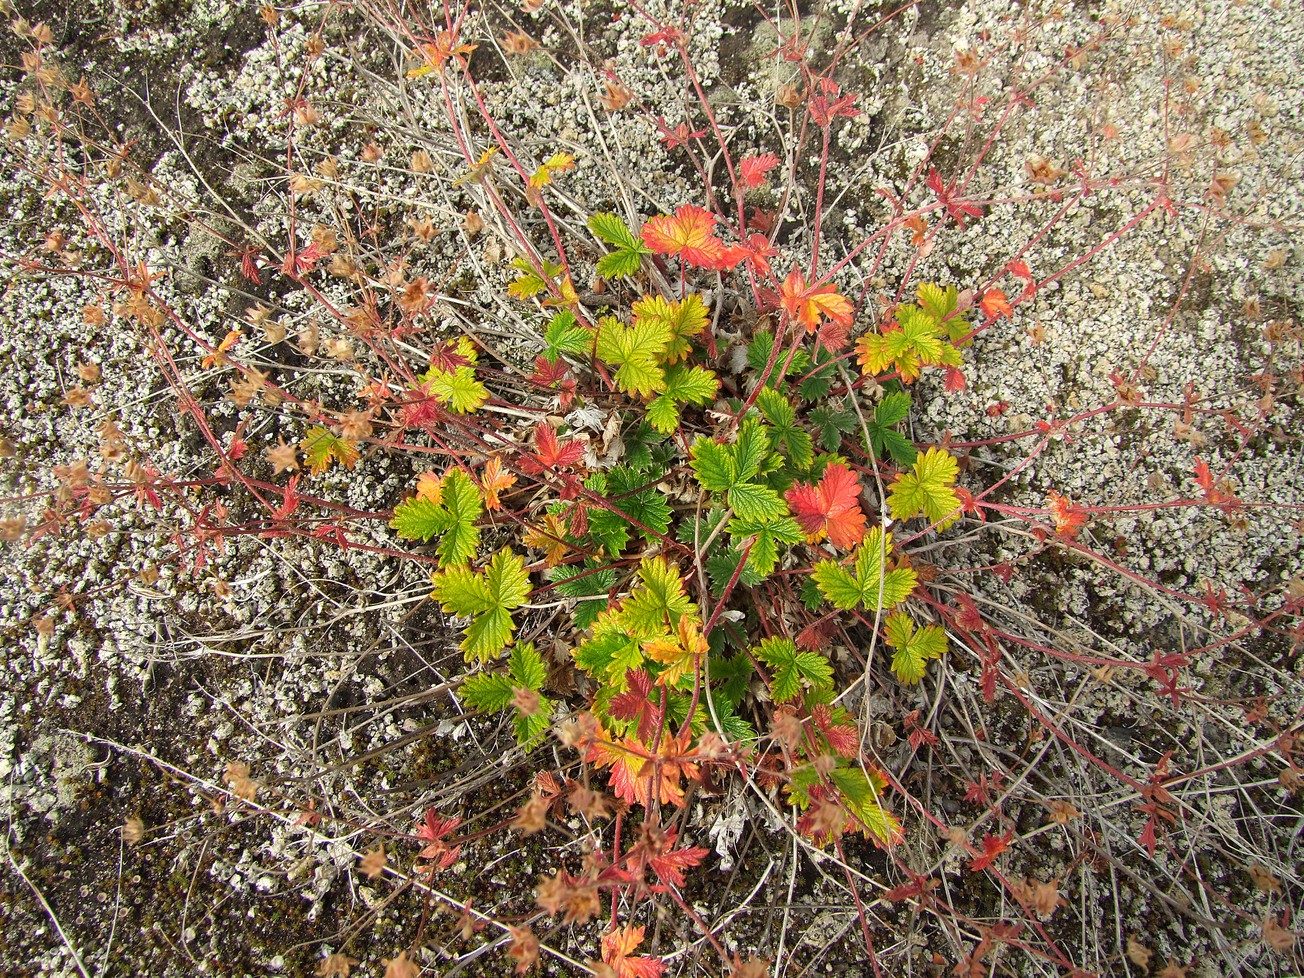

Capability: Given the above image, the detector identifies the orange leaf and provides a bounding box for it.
[587,729,700,809]
[780,269,854,334]
[600,925,665,978]
[641,205,742,270]
[478,456,517,510]
[979,288,1013,320]
[784,462,867,548]
[1046,490,1086,539]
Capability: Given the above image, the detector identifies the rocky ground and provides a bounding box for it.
[0,0,1301,976]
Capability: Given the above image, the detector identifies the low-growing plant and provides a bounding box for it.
[3,0,1301,975]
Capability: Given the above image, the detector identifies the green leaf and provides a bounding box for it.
[431,564,495,615]
[830,766,902,845]
[422,365,488,414]
[391,468,482,567]
[595,315,668,397]
[732,417,770,483]
[436,468,483,566]
[884,612,947,684]
[756,387,814,471]
[461,607,515,661]
[588,212,642,250]
[586,508,630,556]
[689,437,737,493]
[621,421,675,472]
[916,282,958,323]
[550,564,616,629]
[875,389,912,426]
[514,703,552,749]
[589,213,650,280]
[485,547,532,608]
[811,528,917,611]
[708,653,753,708]
[887,447,961,530]
[809,403,857,452]
[390,497,451,542]
[507,257,562,301]
[727,512,804,578]
[620,556,697,636]
[856,303,960,382]
[586,466,671,555]
[462,642,552,750]
[301,426,360,475]
[754,637,833,703]
[647,364,718,434]
[461,672,516,711]
[509,641,547,690]
[645,395,680,434]
[542,310,593,362]
[798,349,837,402]
[431,548,531,662]
[866,391,916,465]
[810,561,865,611]
[633,293,708,364]
[691,419,786,524]
[746,332,808,381]
[704,545,764,595]
[574,628,643,681]
[726,480,785,523]
[597,249,643,279]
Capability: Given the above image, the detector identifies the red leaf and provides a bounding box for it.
[817,315,853,352]
[968,831,1012,872]
[416,808,463,870]
[530,354,569,387]
[417,809,461,844]
[927,168,984,226]
[1047,490,1087,539]
[238,246,263,284]
[430,340,472,373]
[884,874,935,902]
[1007,259,1033,281]
[785,462,867,548]
[739,152,780,189]
[812,704,859,758]
[647,833,709,888]
[639,26,684,48]
[807,78,859,127]
[1194,458,1239,509]
[281,240,324,277]
[943,366,967,392]
[520,422,585,475]
[953,592,983,632]
[795,618,836,651]
[740,232,776,279]
[609,669,660,743]
[655,117,706,149]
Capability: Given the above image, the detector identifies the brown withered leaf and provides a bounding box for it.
[359,843,387,880]
[1125,936,1151,968]
[382,951,420,978]
[1011,877,1064,919]
[122,815,146,845]
[1248,862,1281,894]
[315,953,358,977]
